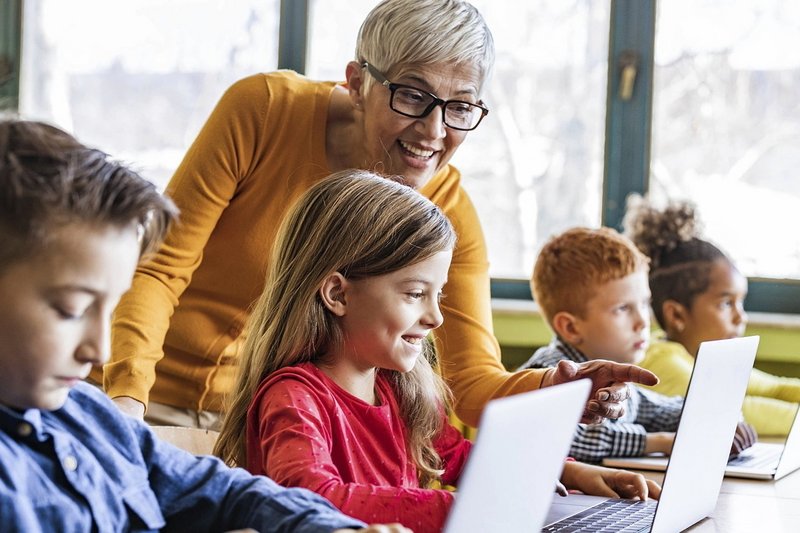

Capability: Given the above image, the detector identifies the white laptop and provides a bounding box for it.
[603,403,800,481]
[543,336,759,533]
[603,340,800,480]
[443,379,591,533]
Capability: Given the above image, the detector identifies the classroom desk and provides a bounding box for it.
[636,468,800,532]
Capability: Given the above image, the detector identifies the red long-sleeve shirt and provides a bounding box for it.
[246,362,472,533]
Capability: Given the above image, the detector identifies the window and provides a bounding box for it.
[651,0,800,280]
[20,0,280,189]
[7,0,798,312]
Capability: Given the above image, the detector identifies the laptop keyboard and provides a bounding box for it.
[727,446,782,469]
[543,499,656,532]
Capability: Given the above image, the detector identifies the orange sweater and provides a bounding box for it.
[100,71,547,425]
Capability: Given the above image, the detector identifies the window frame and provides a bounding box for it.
[0,0,21,110]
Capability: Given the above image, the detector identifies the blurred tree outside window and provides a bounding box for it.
[18,0,800,283]
[651,0,800,279]
[20,0,280,189]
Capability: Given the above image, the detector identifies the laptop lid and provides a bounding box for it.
[603,339,800,481]
[443,379,591,533]
[774,405,800,480]
[546,336,759,533]
[649,335,758,533]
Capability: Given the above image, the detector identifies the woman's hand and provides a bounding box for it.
[561,461,661,501]
[542,360,659,424]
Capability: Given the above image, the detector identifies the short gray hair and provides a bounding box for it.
[356,0,494,95]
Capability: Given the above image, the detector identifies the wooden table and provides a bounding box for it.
[637,468,800,532]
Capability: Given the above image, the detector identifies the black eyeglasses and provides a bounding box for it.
[362,62,489,131]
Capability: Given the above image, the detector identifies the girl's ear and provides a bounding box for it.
[551,311,583,345]
[319,272,349,317]
[662,299,689,335]
[345,61,366,110]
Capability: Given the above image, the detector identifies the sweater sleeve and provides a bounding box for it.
[747,367,800,403]
[103,75,268,406]
[433,417,473,487]
[568,422,648,463]
[637,341,693,397]
[134,424,365,532]
[424,173,548,426]
[741,368,800,436]
[252,379,454,533]
[741,395,799,437]
[631,387,683,433]
[641,342,800,437]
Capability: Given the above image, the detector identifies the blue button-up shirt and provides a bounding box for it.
[0,382,365,532]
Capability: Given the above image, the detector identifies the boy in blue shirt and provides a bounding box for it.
[0,119,405,533]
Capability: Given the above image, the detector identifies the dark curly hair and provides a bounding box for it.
[622,194,731,328]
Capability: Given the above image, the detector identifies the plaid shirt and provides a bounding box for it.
[519,338,684,463]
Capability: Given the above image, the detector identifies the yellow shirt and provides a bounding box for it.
[98,71,547,424]
[639,340,800,436]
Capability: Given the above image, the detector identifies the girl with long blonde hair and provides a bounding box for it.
[216,170,662,532]
[215,170,466,532]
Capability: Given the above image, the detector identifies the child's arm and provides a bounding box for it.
[433,418,473,487]
[643,432,675,455]
[570,421,652,462]
[747,367,800,403]
[730,421,757,459]
[253,377,455,533]
[741,395,799,436]
[134,417,367,532]
[560,462,661,501]
[631,387,683,434]
[9,383,363,533]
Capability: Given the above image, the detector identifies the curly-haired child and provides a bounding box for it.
[624,195,800,437]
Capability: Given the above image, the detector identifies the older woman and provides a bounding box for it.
[101,0,655,429]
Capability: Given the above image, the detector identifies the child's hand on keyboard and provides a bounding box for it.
[561,461,662,501]
[729,421,757,460]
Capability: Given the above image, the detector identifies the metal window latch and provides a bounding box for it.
[618,50,639,101]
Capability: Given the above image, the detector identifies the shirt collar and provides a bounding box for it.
[551,337,590,364]
[0,403,45,441]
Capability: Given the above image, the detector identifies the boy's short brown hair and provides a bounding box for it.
[532,227,649,327]
[0,119,178,272]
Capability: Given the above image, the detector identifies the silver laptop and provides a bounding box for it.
[443,379,591,533]
[543,336,759,533]
[603,404,800,480]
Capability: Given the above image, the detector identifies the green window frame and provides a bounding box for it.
[0,0,21,110]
